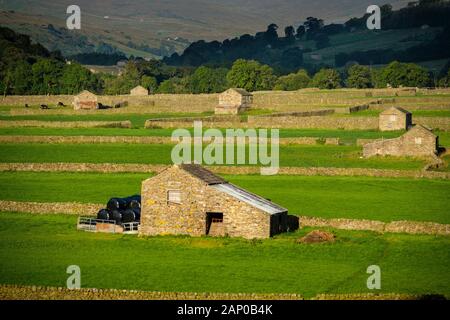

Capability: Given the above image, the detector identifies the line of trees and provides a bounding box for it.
[2,26,450,96]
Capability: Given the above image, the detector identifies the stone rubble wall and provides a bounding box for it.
[1,284,436,300]
[0,120,132,128]
[1,201,449,236]
[300,216,450,236]
[0,135,340,145]
[1,163,449,179]
[0,200,101,215]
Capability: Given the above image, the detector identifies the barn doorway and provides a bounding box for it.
[206,212,224,236]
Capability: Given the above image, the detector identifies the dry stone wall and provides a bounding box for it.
[0,120,131,128]
[0,200,101,215]
[2,285,437,300]
[1,163,449,179]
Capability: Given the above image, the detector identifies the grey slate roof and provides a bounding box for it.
[212,183,287,215]
[180,164,227,185]
[381,107,411,115]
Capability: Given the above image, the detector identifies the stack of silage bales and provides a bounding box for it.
[96,195,141,224]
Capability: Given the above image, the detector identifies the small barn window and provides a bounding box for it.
[389,115,397,121]
[415,137,422,145]
[167,190,181,204]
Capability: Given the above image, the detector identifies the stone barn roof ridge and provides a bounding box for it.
[381,106,411,115]
[227,88,252,96]
[180,164,227,185]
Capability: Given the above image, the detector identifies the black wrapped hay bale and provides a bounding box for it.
[122,209,136,223]
[110,210,122,224]
[129,199,141,210]
[97,209,110,220]
[132,208,141,221]
[107,198,127,211]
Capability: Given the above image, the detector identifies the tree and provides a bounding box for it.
[296,25,306,39]
[346,64,373,88]
[188,66,228,93]
[141,75,158,93]
[264,24,279,45]
[438,69,450,87]
[311,68,342,89]
[31,58,64,94]
[274,69,311,91]
[157,77,190,94]
[374,61,431,88]
[284,26,295,44]
[226,59,276,92]
[61,63,99,94]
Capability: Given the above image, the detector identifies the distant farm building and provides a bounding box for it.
[72,90,98,110]
[140,164,288,239]
[379,107,412,131]
[130,85,149,96]
[215,88,253,115]
[363,125,438,158]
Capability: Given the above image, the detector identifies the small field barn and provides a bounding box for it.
[140,164,288,239]
[364,125,438,157]
[379,107,412,131]
[215,88,253,115]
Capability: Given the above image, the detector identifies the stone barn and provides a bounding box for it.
[140,164,288,239]
[130,85,149,96]
[379,107,412,131]
[72,90,98,110]
[363,125,438,158]
[215,88,253,115]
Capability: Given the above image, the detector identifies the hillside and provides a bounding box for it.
[164,1,450,73]
[0,0,409,59]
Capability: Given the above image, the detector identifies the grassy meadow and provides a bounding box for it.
[0,212,448,298]
[0,143,428,170]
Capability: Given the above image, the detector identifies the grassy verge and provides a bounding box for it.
[0,143,426,170]
[0,172,448,223]
[0,212,448,298]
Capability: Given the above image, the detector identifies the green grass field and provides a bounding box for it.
[0,213,448,298]
[0,143,427,170]
[0,172,448,223]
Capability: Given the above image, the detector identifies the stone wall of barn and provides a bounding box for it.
[140,166,274,239]
[140,167,208,237]
[379,112,411,131]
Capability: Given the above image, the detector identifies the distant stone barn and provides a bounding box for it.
[215,88,253,115]
[130,85,149,96]
[72,90,98,110]
[140,164,288,239]
[379,107,412,131]
[363,125,438,158]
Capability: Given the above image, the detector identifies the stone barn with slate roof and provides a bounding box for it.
[379,107,412,131]
[215,88,253,115]
[363,125,438,158]
[130,85,149,96]
[140,164,288,239]
[72,90,98,110]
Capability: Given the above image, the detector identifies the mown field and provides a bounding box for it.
[0,213,449,298]
[0,172,448,223]
[0,143,428,170]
